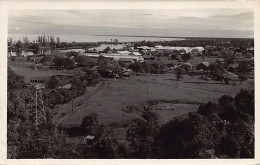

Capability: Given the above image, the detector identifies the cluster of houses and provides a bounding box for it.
[83,45,205,64]
[10,41,254,83]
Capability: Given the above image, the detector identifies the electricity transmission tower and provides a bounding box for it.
[31,78,47,127]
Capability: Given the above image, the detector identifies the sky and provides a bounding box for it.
[8,9,254,42]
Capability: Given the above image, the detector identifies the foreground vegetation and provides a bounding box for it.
[7,67,254,158]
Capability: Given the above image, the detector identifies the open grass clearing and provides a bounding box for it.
[58,73,252,128]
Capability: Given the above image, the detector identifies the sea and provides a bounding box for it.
[8,34,186,43]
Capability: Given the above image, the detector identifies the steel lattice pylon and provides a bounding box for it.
[35,88,46,125]
[31,78,47,126]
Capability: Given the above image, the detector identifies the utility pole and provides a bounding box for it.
[122,100,125,124]
[71,99,74,112]
[114,75,117,95]
[146,86,149,101]
[35,89,38,126]
[158,53,163,75]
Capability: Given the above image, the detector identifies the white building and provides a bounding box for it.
[84,53,144,62]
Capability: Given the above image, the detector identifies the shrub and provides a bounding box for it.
[234,89,254,116]
[197,102,219,116]
[80,113,100,136]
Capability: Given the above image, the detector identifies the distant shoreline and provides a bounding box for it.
[93,34,185,39]
[93,35,253,40]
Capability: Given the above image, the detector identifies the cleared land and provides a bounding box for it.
[56,73,253,128]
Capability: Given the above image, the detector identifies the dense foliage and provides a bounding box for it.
[124,90,254,158]
[7,68,80,158]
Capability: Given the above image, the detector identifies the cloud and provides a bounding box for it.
[8,9,254,39]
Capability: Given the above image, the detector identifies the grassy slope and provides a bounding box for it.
[59,73,252,127]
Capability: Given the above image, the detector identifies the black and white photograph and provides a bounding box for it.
[1,0,258,162]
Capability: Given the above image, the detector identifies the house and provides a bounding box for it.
[119,58,134,64]
[117,50,131,55]
[226,72,239,80]
[245,52,253,58]
[235,52,243,56]
[57,83,72,89]
[168,53,181,60]
[86,48,98,53]
[130,52,142,56]
[179,62,193,71]
[247,47,254,51]
[228,63,239,71]
[143,54,155,60]
[196,62,210,71]
[84,135,95,145]
[217,58,225,64]
[30,78,46,89]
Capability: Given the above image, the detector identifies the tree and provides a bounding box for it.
[7,69,79,158]
[128,62,144,73]
[93,137,118,158]
[97,55,107,65]
[104,46,111,53]
[64,57,75,69]
[48,76,59,89]
[8,37,13,46]
[80,113,100,136]
[113,39,119,44]
[158,113,218,158]
[218,95,233,106]
[209,63,224,73]
[127,118,159,158]
[15,40,22,49]
[234,89,254,116]
[8,67,26,92]
[56,37,60,44]
[175,68,183,89]
[238,74,247,84]
[23,36,29,45]
[53,56,66,69]
[197,102,220,116]
[176,68,183,81]
[238,61,250,73]
[181,53,191,62]
[75,55,95,67]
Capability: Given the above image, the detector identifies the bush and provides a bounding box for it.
[234,89,254,116]
[197,102,219,116]
[218,95,233,106]
[80,113,100,136]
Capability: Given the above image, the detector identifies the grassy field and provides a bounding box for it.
[161,55,220,65]
[57,73,253,128]
[9,61,78,82]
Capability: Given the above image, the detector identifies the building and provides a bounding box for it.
[217,58,225,64]
[179,62,193,71]
[226,72,239,80]
[143,54,155,60]
[84,53,144,62]
[117,50,131,55]
[57,83,72,89]
[119,58,134,64]
[130,52,142,56]
[196,62,210,71]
